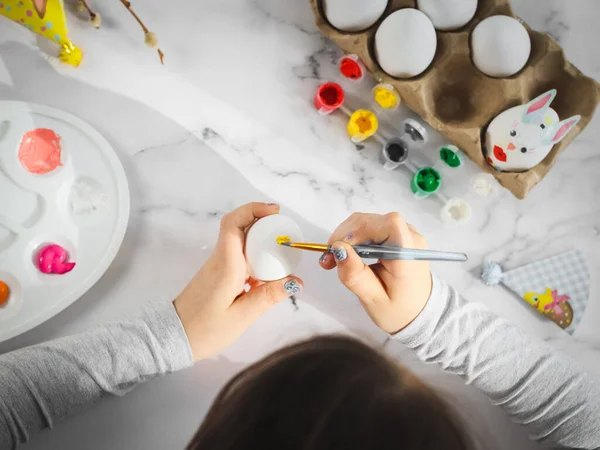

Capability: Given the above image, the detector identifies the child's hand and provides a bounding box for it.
[320,213,432,334]
[174,202,303,361]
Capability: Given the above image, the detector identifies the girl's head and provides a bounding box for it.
[187,335,470,450]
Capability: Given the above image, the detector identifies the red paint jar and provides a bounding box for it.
[314,82,345,115]
[339,55,364,81]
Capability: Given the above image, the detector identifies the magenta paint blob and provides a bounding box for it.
[37,244,76,275]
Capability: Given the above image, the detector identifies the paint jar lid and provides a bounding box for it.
[339,54,365,81]
[403,119,428,144]
[411,167,441,197]
[440,198,472,225]
[440,145,463,168]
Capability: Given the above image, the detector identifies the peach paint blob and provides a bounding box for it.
[18,128,63,175]
[0,281,9,306]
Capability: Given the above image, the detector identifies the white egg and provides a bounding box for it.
[471,15,531,78]
[324,0,387,32]
[245,215,304,282]
[417,0,477,30]
[375,9,437,78]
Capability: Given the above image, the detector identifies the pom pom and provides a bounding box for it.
[481,261,504,286]
[144,32,158,48]
[91,13,102,29]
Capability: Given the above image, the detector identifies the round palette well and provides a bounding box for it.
[0,101,129,342]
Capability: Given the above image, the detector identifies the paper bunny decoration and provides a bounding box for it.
[481,249,590,334]
[484,89,581,172]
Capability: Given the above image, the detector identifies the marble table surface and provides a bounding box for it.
[1,0,599,448]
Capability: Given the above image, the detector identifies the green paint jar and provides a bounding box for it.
[439,145,463,168]
[411,167,441,198]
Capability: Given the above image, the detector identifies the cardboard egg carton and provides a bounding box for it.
[309,0,600,198]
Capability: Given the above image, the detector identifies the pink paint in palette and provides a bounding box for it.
[18,128,63,175]
[37,244,76,275]
[19,128,75,275]
[0,101,130,343]
[15,128,73,276]
[16,129,75,275]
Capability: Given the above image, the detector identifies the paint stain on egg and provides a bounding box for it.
[18,128,63,175]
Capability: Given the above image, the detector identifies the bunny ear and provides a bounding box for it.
[522,89,557,124]
[543,115,581,145]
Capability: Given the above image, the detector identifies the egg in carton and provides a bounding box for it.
[309,0,600,199]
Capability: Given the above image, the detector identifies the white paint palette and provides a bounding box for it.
[0,102,129,342]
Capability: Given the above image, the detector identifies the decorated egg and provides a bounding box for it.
[245,215,303,281]
[483,89,581,172]
[324,0,387,32]
[375,9,437,78]
[417,0,477,30]
[471,15,531,78]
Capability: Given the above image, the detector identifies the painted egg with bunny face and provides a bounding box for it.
[484,89,581,172]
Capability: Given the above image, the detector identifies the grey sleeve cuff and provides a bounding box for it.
[391,273,448,347]
[141,301,195,372]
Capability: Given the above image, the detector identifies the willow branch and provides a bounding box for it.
[78,0,95,19]
[118,0,164,64]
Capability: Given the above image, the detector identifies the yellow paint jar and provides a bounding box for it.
[347,110,378,143]
[373,84,401,110]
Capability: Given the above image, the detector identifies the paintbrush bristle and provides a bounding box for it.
[276,235,292,246]
[279,241,292,246]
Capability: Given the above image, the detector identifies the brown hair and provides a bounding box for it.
[187,335,471,450]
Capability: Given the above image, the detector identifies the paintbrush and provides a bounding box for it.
[278,239,467,262]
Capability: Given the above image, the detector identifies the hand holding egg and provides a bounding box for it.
[245,214,304,281]
[173,203,303,361]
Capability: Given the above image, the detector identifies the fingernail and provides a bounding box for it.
[267,203,278,207]
[319,252,328,263]
[284,279,302,295]
[332,247,347,261]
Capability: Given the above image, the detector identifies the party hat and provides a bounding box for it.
[481,249,590,334]
[0,0,83,67]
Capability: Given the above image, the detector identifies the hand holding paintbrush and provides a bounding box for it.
[295,212,460,333]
